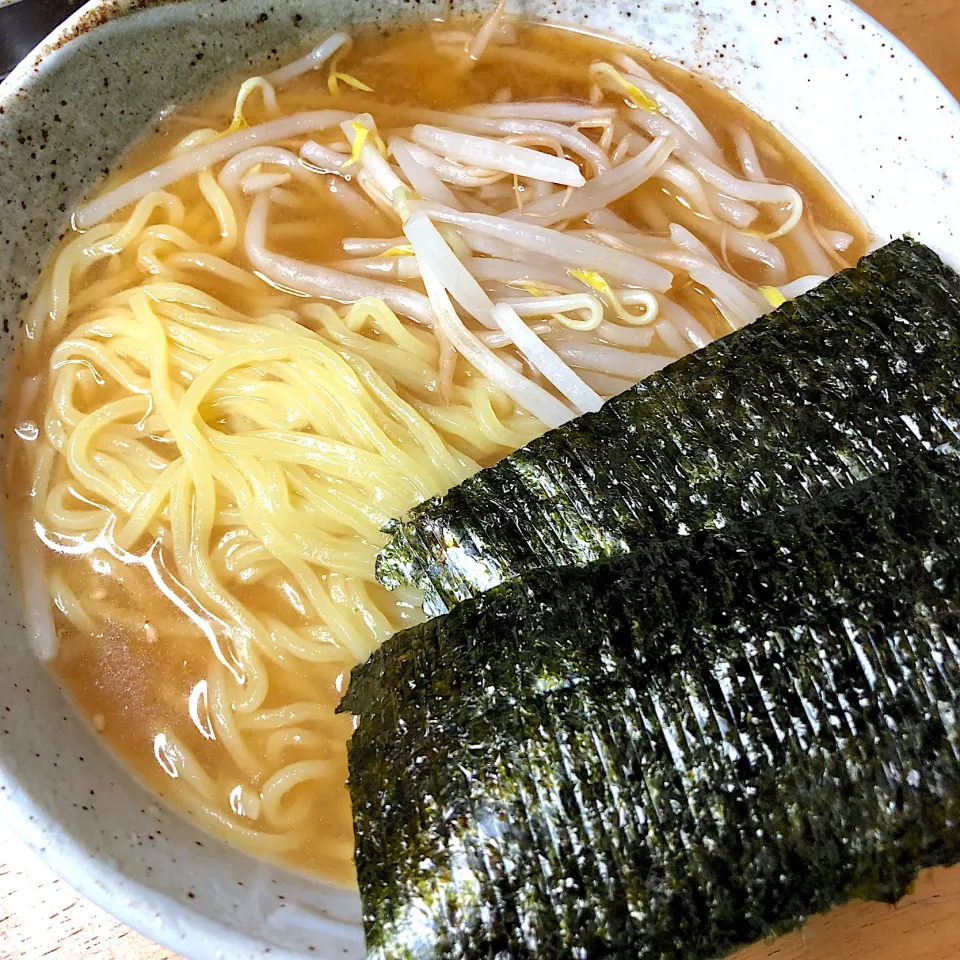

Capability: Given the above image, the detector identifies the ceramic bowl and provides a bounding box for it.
[0,1,958,958]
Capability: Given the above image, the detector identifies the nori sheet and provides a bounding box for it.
[345,449,960,960]
[376,239,960,616]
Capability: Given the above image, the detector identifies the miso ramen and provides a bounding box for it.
[2,13,868,885]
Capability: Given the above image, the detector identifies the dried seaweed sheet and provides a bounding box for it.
[377,240,960,616]
[347,450,960,960]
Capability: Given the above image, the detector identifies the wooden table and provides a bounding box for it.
[2,0,960,956]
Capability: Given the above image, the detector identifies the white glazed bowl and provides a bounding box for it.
[0,1,958,958]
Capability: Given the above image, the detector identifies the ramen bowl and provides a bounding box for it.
[0,1,957,958]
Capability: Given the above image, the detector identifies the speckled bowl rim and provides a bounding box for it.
[0,1,958,958]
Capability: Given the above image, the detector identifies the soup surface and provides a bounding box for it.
[3,16,867,884]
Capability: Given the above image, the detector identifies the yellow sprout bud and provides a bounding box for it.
[758,285,787,308]
[223,77,274,136]
[589,63,658,112]
[569,268,658,326]
[328,72,375,96]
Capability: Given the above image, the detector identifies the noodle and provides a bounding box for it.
[13,178,534,878]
